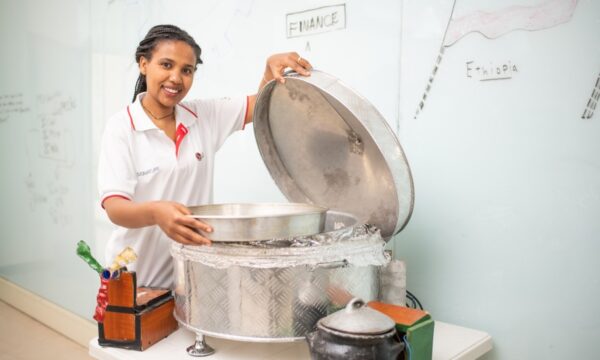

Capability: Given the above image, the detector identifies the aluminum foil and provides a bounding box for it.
[170,224,389,269]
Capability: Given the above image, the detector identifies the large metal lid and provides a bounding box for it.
[253,70,414,240]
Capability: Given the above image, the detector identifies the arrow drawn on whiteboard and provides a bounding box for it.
[581,73,599,119]
[414,0,578,119]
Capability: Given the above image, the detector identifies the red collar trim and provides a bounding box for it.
[126,106,136,130]
[178,103,198,118]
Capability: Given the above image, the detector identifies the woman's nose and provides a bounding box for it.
[169,70,182,83]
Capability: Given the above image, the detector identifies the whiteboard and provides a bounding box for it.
[396,1,600,359]
[0,0,97,318]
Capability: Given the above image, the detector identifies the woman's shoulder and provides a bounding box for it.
[104,106,134,134]
[179,97,216,112]
[180,96,245,116]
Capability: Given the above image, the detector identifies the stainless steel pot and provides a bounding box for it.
[171,212,389,342]
[187,203,327,241]
[172,70,414,356]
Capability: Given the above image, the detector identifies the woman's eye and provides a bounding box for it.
[183,68,193,75]
[161,62,172,69]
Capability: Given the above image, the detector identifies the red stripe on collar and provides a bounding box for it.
[126,106,136,130]
[178,103,198,118]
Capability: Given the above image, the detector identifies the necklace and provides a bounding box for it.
[141,102,174,120]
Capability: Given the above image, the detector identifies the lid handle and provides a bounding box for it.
[283,69,299,77]
[345,298,365,313]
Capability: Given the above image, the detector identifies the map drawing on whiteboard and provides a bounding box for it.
[413,0,578,119]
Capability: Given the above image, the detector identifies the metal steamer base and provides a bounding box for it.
[171,213,388,355]
[172,71,414,356]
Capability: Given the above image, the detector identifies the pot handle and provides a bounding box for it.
[283,69,299,77]
[309,259,348,270]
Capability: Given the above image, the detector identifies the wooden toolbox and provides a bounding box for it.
[98,271,178,351]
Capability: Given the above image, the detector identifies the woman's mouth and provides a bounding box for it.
[162,86,182,97]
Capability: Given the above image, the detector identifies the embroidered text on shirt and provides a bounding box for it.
[136,166,159,177]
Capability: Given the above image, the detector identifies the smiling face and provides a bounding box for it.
[139,40,196,111]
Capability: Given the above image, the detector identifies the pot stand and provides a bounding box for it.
[186,334,215,357]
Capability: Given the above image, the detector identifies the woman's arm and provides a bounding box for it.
[103,197,212,245]
[244,52,313,125]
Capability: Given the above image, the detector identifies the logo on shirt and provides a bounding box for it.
[195,152,203,161]
[136,166,159,177]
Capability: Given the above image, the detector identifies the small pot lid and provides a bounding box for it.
[319,298,395,335]
[253,70,414,240]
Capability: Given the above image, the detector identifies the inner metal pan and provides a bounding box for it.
[187,203,327,242]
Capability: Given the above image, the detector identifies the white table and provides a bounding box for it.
[89,321,492,360]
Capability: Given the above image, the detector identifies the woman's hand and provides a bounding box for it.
[150,201,212,246]
[103,197,212,245]
[263,52,312,84]
[245,52,313,124]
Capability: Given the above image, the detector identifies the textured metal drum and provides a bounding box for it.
[173,261,380,342]
[171,212,388,342]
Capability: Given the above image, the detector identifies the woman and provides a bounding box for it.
[98,24,312,287]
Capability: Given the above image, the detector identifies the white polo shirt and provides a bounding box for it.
[98,92,248,288]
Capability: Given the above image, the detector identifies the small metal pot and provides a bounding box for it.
[305,298,404,360]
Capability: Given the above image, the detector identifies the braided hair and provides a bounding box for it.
[132,24,203,102]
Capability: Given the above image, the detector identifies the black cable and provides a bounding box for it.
[408,294,417,308]
[408,291,423,310]
[406,290,423,310]
[405,293,415,308]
